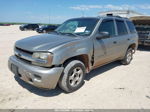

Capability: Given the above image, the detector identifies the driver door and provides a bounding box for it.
[93,19,119,68]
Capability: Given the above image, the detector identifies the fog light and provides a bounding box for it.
[34,74,41,80]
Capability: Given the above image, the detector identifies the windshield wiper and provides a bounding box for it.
[50,31,61,35]
[62,32,79,37]
[50,31,79,37]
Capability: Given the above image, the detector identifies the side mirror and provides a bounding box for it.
[96,32,110,39]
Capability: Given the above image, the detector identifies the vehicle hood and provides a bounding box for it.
[15,34,79,51]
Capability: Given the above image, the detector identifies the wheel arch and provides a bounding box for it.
[128,43,136,53]
[62,54,90,73]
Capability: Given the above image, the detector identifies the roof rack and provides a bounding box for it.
[106,13,113,16]
[106,14,122,18]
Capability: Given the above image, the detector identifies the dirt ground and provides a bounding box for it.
[0,25,150,109]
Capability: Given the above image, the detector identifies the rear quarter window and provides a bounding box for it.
[116,20,128,35]
[126,21,136,33]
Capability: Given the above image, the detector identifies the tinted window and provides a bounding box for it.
[116,20,128,35]
[126,21,136,33]
[99,19,115,36]
[27,24,31,27]
[48,26,56,28]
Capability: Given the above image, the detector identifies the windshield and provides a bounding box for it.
[55,18,99,36]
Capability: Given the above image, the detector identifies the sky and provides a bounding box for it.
[0,0,150,24]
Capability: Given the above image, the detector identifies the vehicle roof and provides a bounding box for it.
[68,16,129,21]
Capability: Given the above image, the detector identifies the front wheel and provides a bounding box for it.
[121,48,133,65]
[59,60,86,93]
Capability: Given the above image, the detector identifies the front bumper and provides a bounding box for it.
[8,56,64,89]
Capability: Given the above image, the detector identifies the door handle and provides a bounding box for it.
[113,41,117,44]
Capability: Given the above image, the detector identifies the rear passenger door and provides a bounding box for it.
[114,19,129,57]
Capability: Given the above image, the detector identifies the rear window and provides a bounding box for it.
[126,21,136,33]
[32,24,38,26]
[48,26,56,28]
[116,20,128,35]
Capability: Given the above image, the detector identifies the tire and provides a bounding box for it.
[121,48,133,65]
[20,29,24,31]
[59,60,86,93]
[24,28,27,31]
[43,30,47,33]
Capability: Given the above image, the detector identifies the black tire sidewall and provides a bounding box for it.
[43,30,46,33]
[124,48,133,65]
[66,63,85,92]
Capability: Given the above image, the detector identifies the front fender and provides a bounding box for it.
[49,38,93,66]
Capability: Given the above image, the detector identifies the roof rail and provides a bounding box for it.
[114,16,122,18]
[106,14,122,18]
[107,13,113,16]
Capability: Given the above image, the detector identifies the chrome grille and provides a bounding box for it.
[15,47,32,55]
[15,47,33,63]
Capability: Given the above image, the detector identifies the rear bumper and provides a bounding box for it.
[8,56,64,89]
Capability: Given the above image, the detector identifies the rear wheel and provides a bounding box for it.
[59,60,86,93]
[43,30,47,33]
[121,48,133,65]
[20,28,24,31]
[24,28,27,31]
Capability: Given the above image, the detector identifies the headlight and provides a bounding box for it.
[32,52,53,67]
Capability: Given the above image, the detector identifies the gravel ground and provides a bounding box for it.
[0,25,150,109]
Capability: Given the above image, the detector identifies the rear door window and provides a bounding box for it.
[116,20,128,35]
